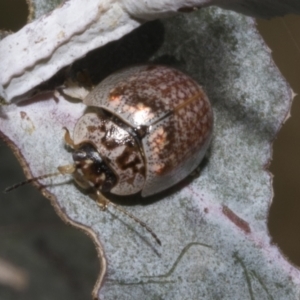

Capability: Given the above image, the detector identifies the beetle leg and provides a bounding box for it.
[57,164,76,175]
[190,165,202,178]
[94,191,161,245]
[63,127,75,148]
[95,191,109,211]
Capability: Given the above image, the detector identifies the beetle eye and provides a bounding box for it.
[72,143,99,162]
[72,149,86,161]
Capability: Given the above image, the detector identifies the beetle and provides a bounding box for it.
[6,65,213,245]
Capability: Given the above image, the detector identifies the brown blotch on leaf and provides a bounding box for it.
[20,111,27,119]
[222,205,251,234]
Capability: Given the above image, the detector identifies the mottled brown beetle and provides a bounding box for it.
[6,65,213,245]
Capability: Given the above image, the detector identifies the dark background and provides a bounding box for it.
[257,15,300,268]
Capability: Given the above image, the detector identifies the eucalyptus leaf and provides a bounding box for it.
[0,5,299,300]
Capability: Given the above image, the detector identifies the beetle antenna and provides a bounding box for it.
[4,172,62,193]
[96,191,161,246]
[109,201,162,246]
[4,164,76,193]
